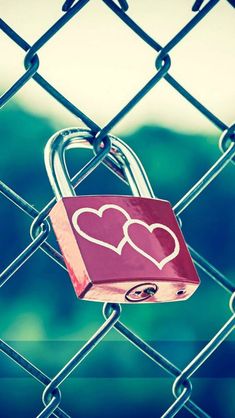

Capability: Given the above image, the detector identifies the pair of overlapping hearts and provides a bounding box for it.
[72,204,180,270]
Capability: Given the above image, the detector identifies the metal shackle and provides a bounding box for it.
[44,127,155,200]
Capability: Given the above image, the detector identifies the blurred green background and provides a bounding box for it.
[0,103,234,418]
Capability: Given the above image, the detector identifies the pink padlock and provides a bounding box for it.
[45,127,200,303]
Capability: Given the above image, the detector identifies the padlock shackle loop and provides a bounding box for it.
[45,127,154,200]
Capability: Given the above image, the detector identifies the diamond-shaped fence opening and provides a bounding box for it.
[0,1,235,417]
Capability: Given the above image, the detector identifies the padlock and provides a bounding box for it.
[45,127,200,303]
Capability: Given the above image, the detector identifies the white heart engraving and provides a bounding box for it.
[123,219,180,270]
[72,204,180,269]
[72,204,131,254]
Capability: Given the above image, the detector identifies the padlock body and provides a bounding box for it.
[50,196,200,303]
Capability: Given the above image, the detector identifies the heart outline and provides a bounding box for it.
[72,204,180,269]
[123,219,180,270]
[72,204,131,254]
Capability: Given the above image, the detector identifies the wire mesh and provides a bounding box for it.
[0,1,235,417]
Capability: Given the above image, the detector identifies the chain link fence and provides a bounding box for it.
[0,0,235,417]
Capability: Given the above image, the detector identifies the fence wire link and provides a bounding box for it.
[0,1,234,417]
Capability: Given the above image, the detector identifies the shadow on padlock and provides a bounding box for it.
[45,127,200,303]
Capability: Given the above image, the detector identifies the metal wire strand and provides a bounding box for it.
[0,340,70,418]
[173,314,235,399]
[102,0,227,131]
[0,222,49,287]
[103,304,210,418]
[38,304,121,418]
